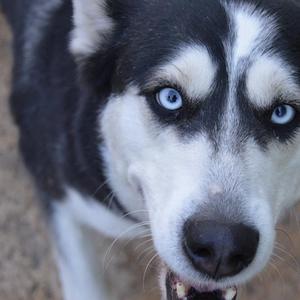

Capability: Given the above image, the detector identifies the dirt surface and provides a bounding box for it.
[0,13,62,300]
[0,12,299,300]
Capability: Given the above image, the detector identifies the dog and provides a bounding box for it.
[1,0,300,299]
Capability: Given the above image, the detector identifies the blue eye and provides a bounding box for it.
[156,88,183,111]
[271,104,296,125]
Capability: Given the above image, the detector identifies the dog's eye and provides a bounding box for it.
[156,88,183,111]
[271,104,296,125]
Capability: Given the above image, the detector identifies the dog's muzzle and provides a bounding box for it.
[162,217,259,300]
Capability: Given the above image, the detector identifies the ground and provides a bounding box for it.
[0,12,300,300]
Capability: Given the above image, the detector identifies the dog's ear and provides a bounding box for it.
[70,0,116,57]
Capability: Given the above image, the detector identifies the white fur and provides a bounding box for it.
[232,8,261,64]
[63,187,146,238]
[247,55,300,108]
[52,201,110,300]
[100,87,155,220]
[229,4,273,65]
[149,45,217,100]
[71,0,114,56]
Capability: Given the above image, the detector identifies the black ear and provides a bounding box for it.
[70,0,116,57]
[70,0,129,93]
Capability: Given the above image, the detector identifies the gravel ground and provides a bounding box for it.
[0,13,62,300]
[0,11,299,300]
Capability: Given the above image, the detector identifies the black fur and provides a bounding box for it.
[1,0,300,212]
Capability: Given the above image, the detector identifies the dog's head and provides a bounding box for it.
[71,0,300,297]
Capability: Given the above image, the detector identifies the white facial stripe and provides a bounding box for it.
[151,45,217,100]
[71,0,114,56]
[232,7,267,64]
[247,55,300,108]
[220,3,280,148]
[225,3,277,68]
[234,10,261,62]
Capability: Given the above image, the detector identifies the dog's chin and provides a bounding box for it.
[160,266,237,300]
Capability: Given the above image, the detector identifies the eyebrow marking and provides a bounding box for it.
[148,45,218,101]
[246,55,300,108]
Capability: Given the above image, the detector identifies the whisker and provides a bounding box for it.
[92,179,109,196]
[290,208,300,230]
[139,250,157,266]
[272,251,299,273]
[106,229,152,269]
[118,209,150,223]
[272,252,285,263]
[275,227,294,247]
[107,194,115,208]
[134,238,153,252]
[269,261,286,296]
[137,244,155,262]
[103,221,151,270]
[104,227,151,271]
[104,230,153,270]
[143,254,159,290]
[137,233,153,239]
[122,229,152,248]
[103,191,114,207]
[274,243,300,269]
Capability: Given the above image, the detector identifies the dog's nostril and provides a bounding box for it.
[227,253,248,271]
[230,253,248,266]
[183,237,214,259]
[195,247,213,258]
[183,219,260,279]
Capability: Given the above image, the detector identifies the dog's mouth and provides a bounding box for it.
[165,271,237,300]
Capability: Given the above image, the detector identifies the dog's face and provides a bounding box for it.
[72,0,300,295]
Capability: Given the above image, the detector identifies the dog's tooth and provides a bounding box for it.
[223,287,237,300]
[176,282,187,299]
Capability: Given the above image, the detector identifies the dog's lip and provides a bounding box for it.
[165,270,237,300]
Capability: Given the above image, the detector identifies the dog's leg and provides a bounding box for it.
[50,202,110,300]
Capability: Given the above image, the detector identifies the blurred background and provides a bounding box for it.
[0,12,300,300]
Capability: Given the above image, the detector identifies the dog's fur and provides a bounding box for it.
[1,0,300,299]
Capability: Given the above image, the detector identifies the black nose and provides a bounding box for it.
[183,219,259,279]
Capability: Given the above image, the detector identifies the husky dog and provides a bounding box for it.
[1,0,300,299]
